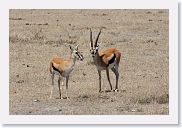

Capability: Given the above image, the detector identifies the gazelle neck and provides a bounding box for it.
[69,53,77,69]
[93,51,101,63]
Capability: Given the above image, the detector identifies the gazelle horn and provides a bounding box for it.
[95,29,101,47]
[90,28,93,48]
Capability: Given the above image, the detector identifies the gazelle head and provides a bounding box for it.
[69,45,84,61]
[89,28,101,58]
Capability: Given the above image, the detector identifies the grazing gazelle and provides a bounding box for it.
[89,28,121,92]
[49,45,84,99]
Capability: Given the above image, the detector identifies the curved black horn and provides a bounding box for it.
[90,28,93,48]
[95,29,101,47]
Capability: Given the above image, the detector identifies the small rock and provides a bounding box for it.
[83,72,86,76]
[17,80,24,83]
[82,95,89,98]
[131,109,136,112]
[59,109,62,112]
[33,99,40,102]
[27,65,29,67]
[16,74,19,78]
[146,11,152,14]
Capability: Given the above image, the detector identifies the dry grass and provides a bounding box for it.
[9,9,169,115]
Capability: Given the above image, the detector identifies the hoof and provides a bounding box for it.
[114,89,119,92]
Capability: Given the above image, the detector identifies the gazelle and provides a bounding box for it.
[89,28,121,92]
[49,45,84,99]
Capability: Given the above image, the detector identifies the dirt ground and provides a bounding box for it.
[9,9,169,115]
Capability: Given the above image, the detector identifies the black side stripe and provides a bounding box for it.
[52,63,61,74]
[107,54,116,67]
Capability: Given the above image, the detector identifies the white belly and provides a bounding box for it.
[62,68,73,77]
[52,69,60,76]
[108,62,115,69]
[52,67,73,77]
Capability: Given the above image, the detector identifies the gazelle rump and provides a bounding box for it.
[49,45,84,99]
[89,28,121,92]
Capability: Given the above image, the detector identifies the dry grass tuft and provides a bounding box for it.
[137,96,155,105]
[156,94,169,104]
[137,94,169,105]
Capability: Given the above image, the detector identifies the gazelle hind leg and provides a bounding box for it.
[106,68,113,91]
[111,66,119,92]
[50,73,54,98]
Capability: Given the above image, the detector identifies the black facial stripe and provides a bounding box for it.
[76,52,83,59]
[78,54,81,58]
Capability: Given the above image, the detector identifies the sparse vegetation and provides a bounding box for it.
[156,94,169,104]
[137,96,154,105]
[137,94,169,105]
[9,9,169,115]
[9,17,23,20]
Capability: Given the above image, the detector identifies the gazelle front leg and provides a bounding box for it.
[58,76,63,99]
[50,73,54,98]
[106,68,113,91]
[98,70,102,92]
[65,76,69,99]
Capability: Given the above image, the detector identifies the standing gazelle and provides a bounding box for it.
[49,45,84,99]
[89,29,121,92]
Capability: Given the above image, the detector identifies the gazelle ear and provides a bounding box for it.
[75,44,79,51]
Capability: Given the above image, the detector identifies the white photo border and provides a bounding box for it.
[0,0,178,124]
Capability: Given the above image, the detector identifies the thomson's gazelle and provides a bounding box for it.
[89,29,121,92]
[49,45,84,99]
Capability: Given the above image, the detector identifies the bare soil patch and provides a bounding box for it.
[9,9,169,115]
